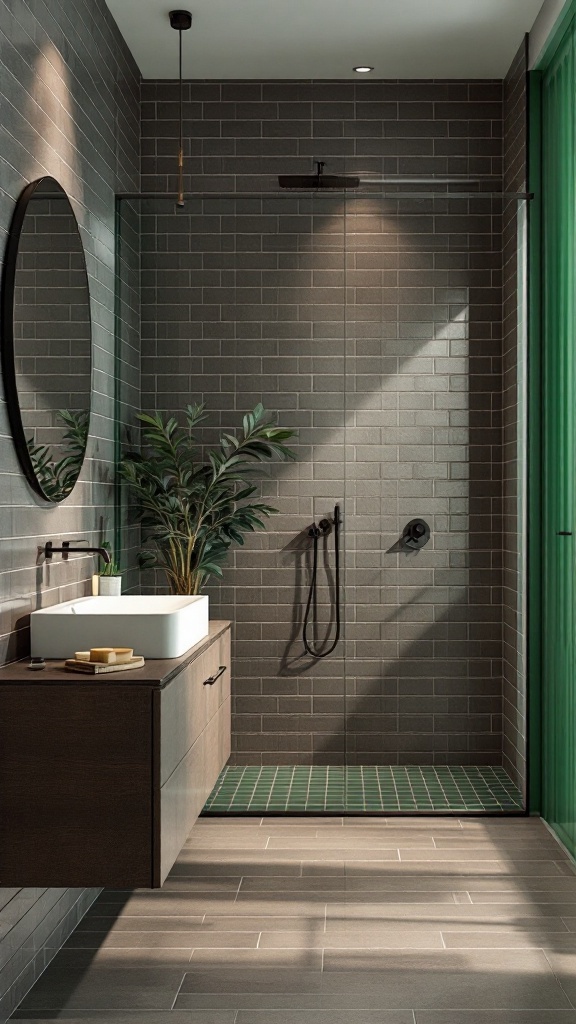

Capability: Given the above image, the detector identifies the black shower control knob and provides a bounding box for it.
[402,518,431,549]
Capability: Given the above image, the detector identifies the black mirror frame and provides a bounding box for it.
[1,176,92,503]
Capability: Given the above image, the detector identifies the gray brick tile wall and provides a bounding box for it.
[139,75,525,770]
[0,0,140,1017]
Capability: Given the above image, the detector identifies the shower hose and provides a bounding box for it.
[303,503,341,658]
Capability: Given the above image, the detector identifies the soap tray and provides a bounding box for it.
[64,656,145,675]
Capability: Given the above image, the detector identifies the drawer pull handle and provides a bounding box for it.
[204,665,226,686]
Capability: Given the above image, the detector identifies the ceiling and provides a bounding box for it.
[105,0,546,79]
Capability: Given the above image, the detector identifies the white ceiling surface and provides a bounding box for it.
[106,0,546,79]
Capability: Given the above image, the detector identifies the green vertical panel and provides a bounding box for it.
[528,70,543,813]
[541,22,576,854]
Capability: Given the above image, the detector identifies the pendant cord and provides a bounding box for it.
[177,27,184,207]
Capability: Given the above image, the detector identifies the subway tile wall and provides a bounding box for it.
[139,77,525,772]
[0,0,140,1017]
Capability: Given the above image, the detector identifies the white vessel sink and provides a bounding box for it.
[31,595,209,660]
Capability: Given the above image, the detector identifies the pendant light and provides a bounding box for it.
[169,10,192,207]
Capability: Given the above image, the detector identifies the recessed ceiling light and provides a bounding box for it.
[354,66,374,73]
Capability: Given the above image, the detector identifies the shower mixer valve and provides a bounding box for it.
[402,518,430,550]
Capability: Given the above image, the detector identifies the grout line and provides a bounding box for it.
[169,972,187,1010]
[542,948,576,1010]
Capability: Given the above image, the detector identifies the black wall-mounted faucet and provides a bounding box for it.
[43,540,111,564]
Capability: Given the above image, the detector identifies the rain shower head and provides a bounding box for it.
[279,161,360,190]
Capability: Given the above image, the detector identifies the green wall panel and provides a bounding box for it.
[541,20,576,854]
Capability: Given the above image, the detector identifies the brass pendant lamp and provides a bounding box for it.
[169,10,192,207]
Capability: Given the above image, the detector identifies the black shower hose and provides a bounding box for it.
[303,504,341,658]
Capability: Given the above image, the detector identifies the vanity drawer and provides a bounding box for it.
[158,695,231,884]
[160,625,231,785]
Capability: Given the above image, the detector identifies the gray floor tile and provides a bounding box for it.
[543,949,576,1004]
[11,1014,234,1022]
[180,967,323,993]
[76,915,205,932]
[14,816,576,1020]
[415,1014,576,1024]
[89,896,238,916]
[441,926,570,948]
[202,915,324,930]
[46,948,194,969]
[17,968,186,1010]
[260,923,444,948]
[326,902,572,923]
[318,952,572,1009]
[236,1013,415,1024]
[190,948,324,968]
[61,931,260,949]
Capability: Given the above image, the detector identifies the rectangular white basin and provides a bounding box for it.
[31,595,209,660]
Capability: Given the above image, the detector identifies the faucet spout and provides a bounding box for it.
[44,540,111,564]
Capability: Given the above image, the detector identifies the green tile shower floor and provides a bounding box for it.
[202,765,524,815]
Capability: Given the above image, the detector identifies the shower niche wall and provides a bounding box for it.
[117,185,528,814]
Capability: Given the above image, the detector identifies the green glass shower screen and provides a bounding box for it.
[539,17,576,855]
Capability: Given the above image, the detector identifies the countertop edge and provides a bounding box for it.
[0,620,232,688]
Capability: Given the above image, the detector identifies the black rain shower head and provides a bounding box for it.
[279,161,360,191]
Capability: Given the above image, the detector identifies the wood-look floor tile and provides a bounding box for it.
[62,930,260,949]
[415,1013,576,1024]
[259,923,444,948]
[326,903,572,923]
[76,915,205,932]
[180,967,323,993]
[15,816,576,1019]
[202,914,324,930]
[47,948,194,969]
[11,1013,235,1023]
[190,948,324,968]
[236,1012,414,1023]
[18,967,186,1010]
[442,926,570,948]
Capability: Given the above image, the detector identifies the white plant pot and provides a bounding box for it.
[98,575,122,597]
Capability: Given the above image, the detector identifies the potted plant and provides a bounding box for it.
[120,403,297,595]
[95,541,122,596]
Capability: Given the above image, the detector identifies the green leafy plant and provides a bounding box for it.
[99,541,121,577]
[120,403,297,595]
[26,409,89,501]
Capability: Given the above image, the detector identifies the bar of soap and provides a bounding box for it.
[89,648,117,664]
[74,651,91,662]
[113,648,134,664]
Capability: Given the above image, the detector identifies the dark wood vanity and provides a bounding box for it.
[0,621,231,889]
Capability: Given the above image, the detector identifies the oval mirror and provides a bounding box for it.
[1,176,92,502]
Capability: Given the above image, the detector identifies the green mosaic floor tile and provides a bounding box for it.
[202,765,524,815]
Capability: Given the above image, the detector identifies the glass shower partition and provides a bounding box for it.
[115,185,528,815]
[342,189,528,812]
